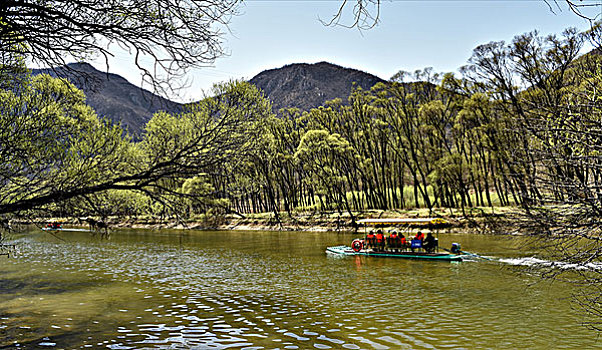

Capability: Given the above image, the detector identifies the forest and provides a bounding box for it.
[2,26,601,227]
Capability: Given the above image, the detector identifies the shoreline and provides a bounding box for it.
[34,208,519,234]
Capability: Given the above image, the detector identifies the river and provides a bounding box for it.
[0,229,598,349]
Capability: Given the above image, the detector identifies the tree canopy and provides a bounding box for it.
[0,73,271,219]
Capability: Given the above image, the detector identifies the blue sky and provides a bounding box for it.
[94,0,599,102]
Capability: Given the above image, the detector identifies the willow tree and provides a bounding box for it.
[461,25,602,329]
[519,52,602,331]
[0,77,268,218]
[295,129,357,217]
[372,80,440,211]
[0,73,130,216]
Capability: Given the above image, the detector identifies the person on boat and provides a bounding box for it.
[410,231,425,252]
[415,231,425,242]
[366,230,376,249]
[376,229,385,251]
[423,232,437,253]
[387,231,399,250]
[48,222,61,229]
[451,242,461,254]
[399,233,407,250]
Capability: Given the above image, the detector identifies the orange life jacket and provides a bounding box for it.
[376,233,384,242]
[415,232,425,241]
[400,237,407,245]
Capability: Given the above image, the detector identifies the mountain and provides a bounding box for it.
[32,63,183,136]
[249,62,385,112]
[31,61,386,134]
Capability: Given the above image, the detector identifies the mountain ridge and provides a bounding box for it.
[32,61,387,133]
[250,61,385,112]
[32,63,184,136]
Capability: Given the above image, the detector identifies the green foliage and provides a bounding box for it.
[5,24,599,230]
[0,73,132,213]
[0,76,273,221]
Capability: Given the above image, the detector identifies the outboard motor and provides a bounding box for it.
[451,242,461,254]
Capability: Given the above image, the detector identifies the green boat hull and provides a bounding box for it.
[42,228,92,232]
[326,245,464,261]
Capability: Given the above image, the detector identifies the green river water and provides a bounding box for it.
[0,229,599,349]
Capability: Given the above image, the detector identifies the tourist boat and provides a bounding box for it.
[41,227,92,232]
[41,222,91,232]
[326,245,464,261]
[326,218,465,261]
[42,222,63,231]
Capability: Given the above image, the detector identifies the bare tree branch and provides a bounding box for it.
[322,0,380,30]
[1,0,240,96]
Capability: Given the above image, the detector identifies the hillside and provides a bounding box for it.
[249,62,385,112]
[32,61,386,133]
[32,63,183,136]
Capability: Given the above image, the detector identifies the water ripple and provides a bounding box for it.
[0,231,597,349]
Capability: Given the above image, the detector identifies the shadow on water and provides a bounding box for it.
[0,277,102,297]
[0,325,89,349]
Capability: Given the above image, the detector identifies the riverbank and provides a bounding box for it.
[42,206,521,234]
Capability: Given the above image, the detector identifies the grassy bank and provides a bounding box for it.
[40,206,521,234]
